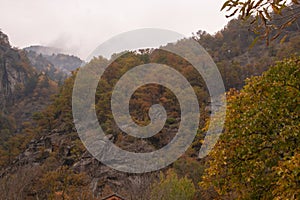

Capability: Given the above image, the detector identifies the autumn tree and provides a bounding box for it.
[201,56,300,199]
[39,166,94,200]
[150,169,196,200]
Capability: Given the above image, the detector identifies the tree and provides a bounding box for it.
[222,0,300,44]
[200,56,300,199]
[39,166,94,200]
[150,169,196,200]
[0,165,42,200]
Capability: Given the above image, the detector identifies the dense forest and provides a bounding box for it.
[0,3,299,199]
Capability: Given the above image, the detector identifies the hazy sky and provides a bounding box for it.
[0,0,229,59]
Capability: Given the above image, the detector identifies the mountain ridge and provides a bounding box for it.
[0,17,299,199]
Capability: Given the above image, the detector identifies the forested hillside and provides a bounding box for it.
[0,31,59,169]
[0,14,299,199]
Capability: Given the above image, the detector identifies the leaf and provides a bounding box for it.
[259,11,267,25]
[249,36,260,49]
[246,1,255,16]
[254,0,264,8]
[226,8,239,18]
[221,0,231,11]
[271,3,280,14]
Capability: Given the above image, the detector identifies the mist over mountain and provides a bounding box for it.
[0,15,299,199]
[24,45,84,82]
[24,45,64,56]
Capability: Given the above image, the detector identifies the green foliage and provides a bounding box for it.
[272,153,300,199]
[0,126,34,167]
[150,169,196,200]
[0,112,15,145]
[173,157,205,185]
[201,56,300,199]
[166,117,176,125]
[35,72,76,133]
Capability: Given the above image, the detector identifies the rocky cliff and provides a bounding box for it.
[0,31,35,111]
[0,31,58,136]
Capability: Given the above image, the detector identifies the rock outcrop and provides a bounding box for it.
[0,31,58,130]
[0,31,35,111]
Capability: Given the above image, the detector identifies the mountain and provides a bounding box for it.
[0,31,35,110]
[0,30,58,120]
[0,17,299,200]
[0,31,59,169]
[43,53,83,73]
[24,45,84,80]
[25,50,67,83]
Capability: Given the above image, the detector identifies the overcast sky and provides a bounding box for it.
[0,0,229,59]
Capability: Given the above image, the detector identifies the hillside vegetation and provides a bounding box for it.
[0,16,299,199]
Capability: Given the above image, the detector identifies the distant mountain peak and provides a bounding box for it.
[24,46,84,81]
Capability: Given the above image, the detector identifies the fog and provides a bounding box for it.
[0,0,229,59]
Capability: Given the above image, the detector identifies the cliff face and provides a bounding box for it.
[0,31,59,133]
[0,31,35,111]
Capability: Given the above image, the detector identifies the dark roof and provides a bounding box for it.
[101,193,126,200]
